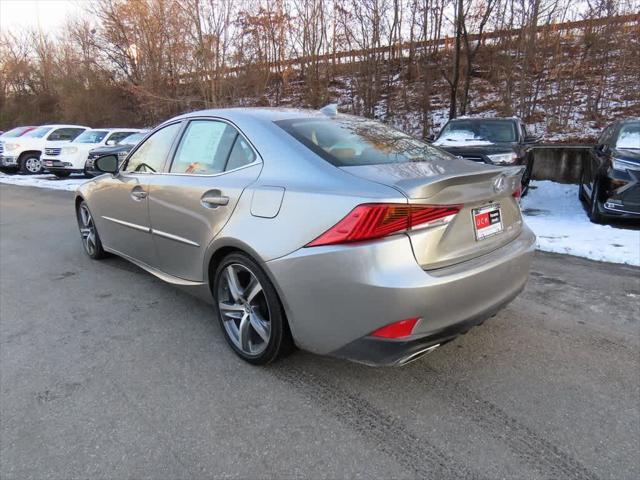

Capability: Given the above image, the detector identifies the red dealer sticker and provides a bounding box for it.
[472,204,503,240]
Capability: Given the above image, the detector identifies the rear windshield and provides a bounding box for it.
[615,123,640,150]
[275,116,451,167]
[437,119,518,144]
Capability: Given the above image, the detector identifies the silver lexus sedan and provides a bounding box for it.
[76,108,535,366]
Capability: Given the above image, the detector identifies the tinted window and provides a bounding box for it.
[437,120,517,143]
[277,116,451,167]
[107,131,138,144]
[74,130,109,143]
[124,123,181,173]
[170,120,237,174]
[226,136,256,170]
[48,128,86,141]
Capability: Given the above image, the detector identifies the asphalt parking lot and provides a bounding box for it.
[1,184,639,480]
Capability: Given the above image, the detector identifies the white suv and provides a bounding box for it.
[0,124,89,174]
[42,128,141,177]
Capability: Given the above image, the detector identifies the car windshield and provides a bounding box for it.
[615,123,640,150]
[437,120,517,144]
[276,116,452,167]
[1,127,32,138]
[74,130,109,144]
[118,132,146,145]
[23,126,53,138]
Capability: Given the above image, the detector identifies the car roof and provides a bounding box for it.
[39,124,90,129]
[176,107,330,124]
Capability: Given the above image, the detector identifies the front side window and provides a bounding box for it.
[170,120,239,175]
[124,123,181,173]
[74,130,109,144]
[277,116,452,167]
[615,123,640,150]
[107,131,138,144]
[24,126,53,138]
[48,128,86,141]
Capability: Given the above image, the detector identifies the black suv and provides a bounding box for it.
[432,117,540,194]
[85,131,148,177]
[580,119,639,224]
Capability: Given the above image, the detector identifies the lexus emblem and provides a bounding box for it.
[493,174,507,193]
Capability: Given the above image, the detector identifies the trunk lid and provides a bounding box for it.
[341,160,525,269]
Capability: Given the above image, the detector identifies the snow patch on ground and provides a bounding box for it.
[522,181,640,266]
[0,173,87,192]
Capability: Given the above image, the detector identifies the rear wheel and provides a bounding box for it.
[76,201,107,259]
[214,252,293,365]
[19,155,43,175]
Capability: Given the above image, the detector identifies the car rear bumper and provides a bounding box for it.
[266,225,536,364]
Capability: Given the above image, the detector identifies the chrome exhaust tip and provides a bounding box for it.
[397,344,440,366]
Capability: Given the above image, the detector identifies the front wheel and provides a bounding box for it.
[588,179,605,224]
[214,253,293,365]
[19,155,43,175]
[76,201,107,259]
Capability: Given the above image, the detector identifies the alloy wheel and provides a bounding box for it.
[78,204,97,256]
[25,157,42,174]
[217,264,271,356]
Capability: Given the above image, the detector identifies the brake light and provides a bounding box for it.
[306,203,461,247]
[512,185,522,201]
[370,317,421,339]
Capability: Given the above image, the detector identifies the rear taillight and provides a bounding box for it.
[512,185,522,201]
[306,203,461,247]
[370,317,421,339]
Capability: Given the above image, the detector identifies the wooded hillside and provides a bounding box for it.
[1,0,638,142]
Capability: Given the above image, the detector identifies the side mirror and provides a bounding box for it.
[94,154,119,174]
[106,140,117,146]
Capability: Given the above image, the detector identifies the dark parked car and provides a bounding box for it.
[85,130,149,177]
[432,117,540,194]
[580,119,639,223]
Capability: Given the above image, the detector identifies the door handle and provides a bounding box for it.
[201,194,229,207]
[131,189,148,200]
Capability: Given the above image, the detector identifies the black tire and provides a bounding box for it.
[578,167,589,203]
[76,201,108,259]
[520,157,533,197]
[588,179,604,224]
[54,171,71,178]
[214,252,293,365]
[18,154,43,175]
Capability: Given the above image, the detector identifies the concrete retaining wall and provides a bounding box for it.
[531,146,591,184]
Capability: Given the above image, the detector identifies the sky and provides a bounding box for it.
[0,0,86,34]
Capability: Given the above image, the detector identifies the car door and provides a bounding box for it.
[146,118,262,281]
[91,122,182,267]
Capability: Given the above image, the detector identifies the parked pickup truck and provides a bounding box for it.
[0,124,89,174]
[432,117,540,194]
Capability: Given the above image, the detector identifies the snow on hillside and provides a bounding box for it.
[522,181,640,266]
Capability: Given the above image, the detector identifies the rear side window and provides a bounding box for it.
[48,128,85,141]
[276,116,451,167]
[124,123,181,173]
[169,120,255,175]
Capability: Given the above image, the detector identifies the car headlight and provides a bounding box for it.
[612,158,639,171]
[487,152,518,164]
[4,143,19,152]
[62,146,78,154]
